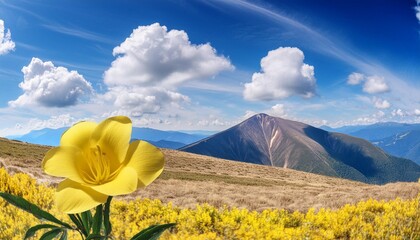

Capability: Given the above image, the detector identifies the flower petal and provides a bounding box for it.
[60,121,97,149]
[125,140,164,187]
[90,166,138,196]
[91,116,132,164]
[56,179,108,214]
[42,146,86,183]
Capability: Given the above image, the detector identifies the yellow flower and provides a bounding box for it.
[42,116,164,214]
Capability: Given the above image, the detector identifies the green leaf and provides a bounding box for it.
[0,192,72,229]
[81,210,93,234]
[39,228,63,240]
[59,230,68,240]
[24,224,59,239]
[68,214,87,236]
[92,204,103,235]
[130,223,176,240]
[103,196,112,236]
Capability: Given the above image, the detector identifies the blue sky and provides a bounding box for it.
[0,0,420,136]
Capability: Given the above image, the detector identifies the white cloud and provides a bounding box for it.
[391,108,406,117]
[9,58,93,107]
[242,110,257,120]
[372,97,390,109]
[347,72,364,85]
[415,109,420,116]
[241,104,287,120]
[244,47,316,101]
[346,72,389,94]
[417,7,420,23]
[101,23,232,115]
[363,75,390,94]
[375,110,386,118]
[197,119,228,127]
[104,23,233,88]
[0,114,82,137]
[267,103,287,117]
[0,19,15,55]
[214,0,420,114]
[101,86,190,114]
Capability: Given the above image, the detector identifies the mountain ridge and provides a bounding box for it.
[322,122,420,164]
[322,122,420,140]
[181,113,420,184]
[9,127,208,149]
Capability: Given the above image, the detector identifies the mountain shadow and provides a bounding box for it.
[181,113,420,184]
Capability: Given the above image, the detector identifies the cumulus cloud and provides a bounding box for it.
[347,72,364,85]
[352,112,385,125]
[0,19,15,55]
[267,103,287,117]
[9,58,93,107]
[241,104,287,120]
[101,23,232,114]
[347,72,389,94]
[363,75,389,94]
[102,86,190,114]
[242,110,257,120]
[415,109,420,116]
[197,118,230,127]
[104,23,233,87]
[372,97,390,109]
[0,114,82,137]
[243,47,316,101]
[415,0,420,23]
[391,108,406,117]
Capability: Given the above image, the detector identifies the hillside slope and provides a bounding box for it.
[323,122,420,164]
[341,122,420,141]
[373,130,420,165]
[181,113,420,184]
[1,137,419,212]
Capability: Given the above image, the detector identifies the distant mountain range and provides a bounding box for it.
[322,122,420,165]
[9,127,68,147]
[181,113,420,184]
[9,127,208,149]
[322,122,420,141]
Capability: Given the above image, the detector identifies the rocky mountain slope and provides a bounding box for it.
[181,114,420,184]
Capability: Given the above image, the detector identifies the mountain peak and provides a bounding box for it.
[251,113,283,121]
[182,115,420,184]
[253,113,269,118]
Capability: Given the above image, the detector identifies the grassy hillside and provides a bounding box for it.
[0,137,419,212]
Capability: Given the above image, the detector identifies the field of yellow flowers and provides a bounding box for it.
[1,167,419,240]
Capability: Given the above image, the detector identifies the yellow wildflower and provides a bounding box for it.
[42,116,164,214]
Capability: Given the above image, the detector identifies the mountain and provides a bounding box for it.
[10,127,208,149]
[326,122,420,141]
[181,113,420,184]
[373,130,420,165]
[131,128,206,145]
[324,122,420,164]
[9,127,67,146]
[319,125,367,134]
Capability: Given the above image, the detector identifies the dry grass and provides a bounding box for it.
[1,137,419,212]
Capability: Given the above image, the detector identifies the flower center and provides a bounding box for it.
[82,145,120,185]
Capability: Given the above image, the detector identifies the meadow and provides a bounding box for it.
[0,137,419,239]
